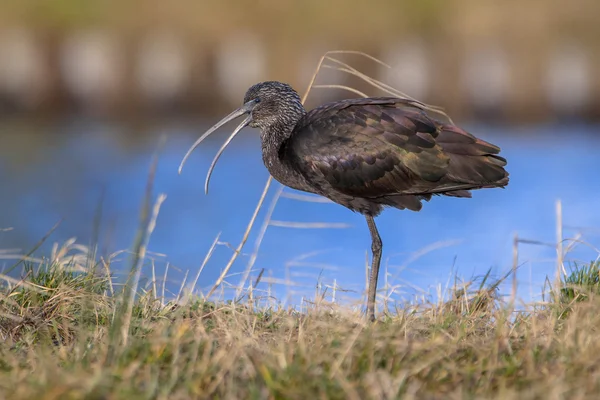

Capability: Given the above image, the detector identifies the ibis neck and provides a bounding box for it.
[259,118,315,193]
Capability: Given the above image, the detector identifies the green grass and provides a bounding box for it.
[1,249,600,399]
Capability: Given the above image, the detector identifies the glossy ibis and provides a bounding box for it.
[179,81,509,321]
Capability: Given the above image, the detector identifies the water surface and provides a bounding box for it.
[1,119,598,306]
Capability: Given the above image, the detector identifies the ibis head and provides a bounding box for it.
[178,81,305,193]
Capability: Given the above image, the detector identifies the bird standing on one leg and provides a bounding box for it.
[179,81,509,322]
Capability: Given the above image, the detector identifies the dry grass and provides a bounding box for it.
[2,249,600,399]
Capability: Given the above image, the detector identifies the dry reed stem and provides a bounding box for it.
[280,192,333,203]
[120,192,167,345]
[184,233,221,303]
[161,262,169,306]
[0,273,45,293]
[176,269,189,303]
[235,184,284,299]
[151,259,157,298]
[321,56,454,123]
[556,199,565,286]
[269,221,351,229]
[385,239,462,289]
[511,232,519,306]
[313,84,369,98]
[206,177,273,299]
[102,257,115,296]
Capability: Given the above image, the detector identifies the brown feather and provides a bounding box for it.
[282,97,509,214]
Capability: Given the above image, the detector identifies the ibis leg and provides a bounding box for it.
[365,215,382,322]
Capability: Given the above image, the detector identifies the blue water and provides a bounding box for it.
[1,119,599,307]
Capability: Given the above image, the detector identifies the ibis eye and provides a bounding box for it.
[254,98,261,103]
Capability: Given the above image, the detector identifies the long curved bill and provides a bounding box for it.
[178,101,255,194]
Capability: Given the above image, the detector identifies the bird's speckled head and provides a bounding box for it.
[178,81,306,193]
[242,81,305,132]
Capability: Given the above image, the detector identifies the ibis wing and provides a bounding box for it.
[284,98,452,198]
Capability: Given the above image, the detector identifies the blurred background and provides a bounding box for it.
[0,0,599,307]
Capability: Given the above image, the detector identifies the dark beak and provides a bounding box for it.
[178,100,257,194]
